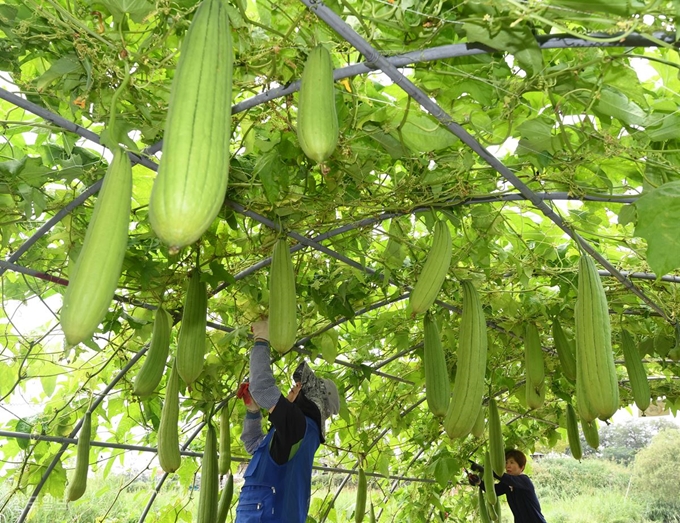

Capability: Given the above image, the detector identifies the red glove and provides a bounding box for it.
[237,382,260,412]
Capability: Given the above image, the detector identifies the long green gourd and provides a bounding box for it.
[60,147,131,346]
[483,450,497,507]
[218,405,231,476]
[488,398,505,477]
[525,323,546,410]
[269,238,297,353]
[443,281,488,438]
[409,220,452,315]
[148,0,233,253]
[575,254,619,421]
[423,312,450,417]
[566,403,582,460]
[177,270,207,385]
[297,44,338,164]
[133,307,172,397]
[158,361,181,473]
[620,329,651,413]
[65,411,92,501]
[197,422,219,523]
[552,318,577,382]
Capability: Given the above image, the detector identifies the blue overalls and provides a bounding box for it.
[236,417,321,523]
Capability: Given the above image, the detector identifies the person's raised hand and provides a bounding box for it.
[251,318,269,342]
[469,460,484,474]
[286,382,302,403]
[236,382,260,413]
[467,473,481,487]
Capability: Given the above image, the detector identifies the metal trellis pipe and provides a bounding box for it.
[0,430,434,483]
[140,32,679,156]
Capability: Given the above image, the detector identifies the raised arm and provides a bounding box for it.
[248,321,283,412]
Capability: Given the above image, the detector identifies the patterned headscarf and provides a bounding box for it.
[293,361,340,436]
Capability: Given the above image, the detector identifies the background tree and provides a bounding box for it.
[596,418,678,464]
[631,428,680,521]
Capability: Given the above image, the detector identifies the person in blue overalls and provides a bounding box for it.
[235,318,340,523]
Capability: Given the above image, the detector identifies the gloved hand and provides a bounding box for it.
[251,318,269,342]
[469,460,484,474]
[467,473,481,486]
[236,382,260,413]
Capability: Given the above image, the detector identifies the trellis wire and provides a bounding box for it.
[0,430,433,484]
[299,0,673,324]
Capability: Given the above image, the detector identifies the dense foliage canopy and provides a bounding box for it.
[1,0,680,521]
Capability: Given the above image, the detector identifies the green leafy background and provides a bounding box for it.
[1,0,680,521]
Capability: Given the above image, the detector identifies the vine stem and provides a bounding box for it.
[504,0,641,44]
[107,62,131,143]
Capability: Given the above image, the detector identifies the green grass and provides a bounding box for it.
[0,474,195,523]
[4,458,680,523]
[541,491,650,523]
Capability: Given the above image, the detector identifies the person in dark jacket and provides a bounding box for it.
[235,318,340,523]
[469,449,547,523]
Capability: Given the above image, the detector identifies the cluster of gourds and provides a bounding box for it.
[59,0,337,349]
[58,0,657,516]
[411,220,654,521]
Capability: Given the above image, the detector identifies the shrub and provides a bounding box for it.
[531,456,630,501]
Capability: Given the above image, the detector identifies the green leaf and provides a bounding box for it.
[593,87,646,126]
[15,418,32,450]
[433,456,456,488]
[645,114,680,142]
[617,204,636,226]
[204,261,235,290]
[516,117,556,155]
[35,55,83,92]
[634,181,680,275]
[41,374,56,397]
[316,329,338,364]
[98,0,154,23]
[462,22,543,76]
[388,111,457,153]
[254,149,285,203]
[0,157,27,177]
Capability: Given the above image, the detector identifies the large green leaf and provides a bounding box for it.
[463,21,543,76]
[634,181,680,275]
[98,0,154,22]
[593,87,646,126]
[34,55,83,92]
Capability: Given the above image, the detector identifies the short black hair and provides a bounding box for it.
[505,449,527,469]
